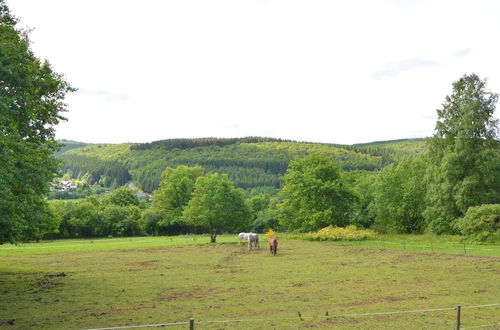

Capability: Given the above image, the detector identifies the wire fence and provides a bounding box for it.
[84,302,500,330]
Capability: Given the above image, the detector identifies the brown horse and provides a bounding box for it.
[268,238,278,256]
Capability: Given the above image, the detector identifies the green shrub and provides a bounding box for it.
[454,204,500,242]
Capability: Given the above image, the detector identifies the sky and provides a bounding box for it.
[7,0,500,145]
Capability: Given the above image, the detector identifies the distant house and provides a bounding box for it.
[57,181,77,191]
[136,192,150,200]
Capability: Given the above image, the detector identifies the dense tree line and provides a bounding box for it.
[58,140,384,194]
[49,188,146,238]
[130,136,293,151]
[58,154,131,187]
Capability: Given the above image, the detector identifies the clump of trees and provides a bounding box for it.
[49,188,146,238]
[424,74,500,234]
[183,173,251,242]
[146,166,251,242]
[275,74,499,241]
[277,154,357,232]
[371,157,426,233]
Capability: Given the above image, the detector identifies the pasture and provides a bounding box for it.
[0,235,499,329]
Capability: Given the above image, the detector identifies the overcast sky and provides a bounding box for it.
[7,0,500,144]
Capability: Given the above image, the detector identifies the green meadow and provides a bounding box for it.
[0,235,499,329]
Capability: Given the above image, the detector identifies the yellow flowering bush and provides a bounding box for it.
[265,229,277,241]
[308,225,375,241]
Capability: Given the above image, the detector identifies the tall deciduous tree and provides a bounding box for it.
[0,1,74,243]
[278,154,357,232]
[372,157,426,233]
[151,166,204,228]
[424,73,500,234]
[183,173,251,243]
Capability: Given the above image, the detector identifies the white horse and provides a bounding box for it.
[239,232,259,250]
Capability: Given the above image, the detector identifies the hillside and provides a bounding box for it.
[55,137,428,193]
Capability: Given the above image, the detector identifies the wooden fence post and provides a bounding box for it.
[455,305,461,330]
[190,318,194,330]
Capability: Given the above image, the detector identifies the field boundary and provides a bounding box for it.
[84,303,500,330]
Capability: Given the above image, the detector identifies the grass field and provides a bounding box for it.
[0,235,499,329]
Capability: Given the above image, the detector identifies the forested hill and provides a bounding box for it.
[55,137,427,193]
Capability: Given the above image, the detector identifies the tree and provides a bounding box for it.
[183,173,251,242]
[250,195,281,233]
[105,187,141,207]
[278,154,357,232]
[424,74,500,234]
[0,1,74,243]
[151,166,204,231]
[372,157,426,233]
[347,170,377,228]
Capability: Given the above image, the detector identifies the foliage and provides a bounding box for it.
[424,74,500,234]
[150,166,204,233]
[304,225,375,241]
[183,173,251,242]
[47,182,109,200]
[57,138,387,193]
[372,157,427,233]
[130,136,292,151]
[49,194,144,238]
[278,154,357,232]
[58,153,131,187]
[343,138,428,167]
[454,204,500,242]
[105,186,142,207]
[250,195,281,233]
[346,170,377,228]
[0,1,74,243]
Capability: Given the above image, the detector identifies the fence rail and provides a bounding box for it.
[84,302,500,330]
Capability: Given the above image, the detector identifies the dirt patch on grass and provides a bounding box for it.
[32,272,68,293]
[214,266,242,274]
[0,319,16,327]
[291,282,306,287]
[341,296,407,307]
[126,260,159,267]
[160,286,218,302]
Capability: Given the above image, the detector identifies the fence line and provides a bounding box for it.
[462,303,500,309]
[462,323,500,329]
[83,303,500,330]
[85,321,189,330]
[361,240,499,252]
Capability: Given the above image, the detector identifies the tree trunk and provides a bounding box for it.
[210,228,217,243]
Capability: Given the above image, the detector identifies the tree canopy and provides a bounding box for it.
[372,157,426,233]
[424,73,500,234]
[0,1,74,243]
[278,154,357,232]
[150,165,204,231]
[183,173,251,242]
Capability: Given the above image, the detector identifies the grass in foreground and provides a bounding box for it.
[0,235,499,329]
